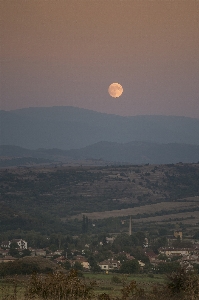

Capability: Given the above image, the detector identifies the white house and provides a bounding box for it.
[12,239,27,250]
[99,260,119,270]
[1,239,27,250]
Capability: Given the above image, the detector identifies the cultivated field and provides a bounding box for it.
[1,163,199,235]
[72,201,199,220]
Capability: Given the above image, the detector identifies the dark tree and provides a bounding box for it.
[120,260,140,274]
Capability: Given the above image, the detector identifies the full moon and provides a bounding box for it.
[108,83,123,98]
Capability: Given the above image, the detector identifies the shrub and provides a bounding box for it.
[27,270,95,299]
[111,275,121,284]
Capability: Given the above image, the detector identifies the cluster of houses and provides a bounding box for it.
[1,239,27,250]
[1,236,199,272]
[146,246,199,272]
[0,239,28,263]
[0,238,145,271]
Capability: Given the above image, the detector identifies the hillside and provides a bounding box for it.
[1,107,199,149]
[0,163,199,236]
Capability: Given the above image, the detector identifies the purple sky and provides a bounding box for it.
[1,0,199,117]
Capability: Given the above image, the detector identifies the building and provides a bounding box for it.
[174,231,182,240]
[74,255,90,269]
[106,237,115,244]
[12,239,27,250]
[99,260,119,271]
[0,256,17,263]
[1,239,27,250]
[0,249,9,256]
[31,249,46,257]
[138,260,145,268]
[159,247,191,256]
[1,241,11,249]
[145,251,158,262]
[81,261,90,269]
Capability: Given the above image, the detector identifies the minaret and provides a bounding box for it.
[129,216,132,236]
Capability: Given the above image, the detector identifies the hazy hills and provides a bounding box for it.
[1,141,199,166]
[1,106,199,149]
[66,141,199,164]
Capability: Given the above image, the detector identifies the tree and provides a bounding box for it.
[8,242,20,258]
[193,231,199,239]
[111,275,121,284]
[135,231,146,246]
[21,248,31,257]
[88,255,101,273]
[82,215,89,233]
[10,242,19,249]
[120,260,140,274]
[158,261,180,274]
[152,236,168,253]
[73,261,83,271]
[116,254,127,264]
[27,270,95,299]
[63,260,71,270]
[112,234,133,253]
[167,267,199,298]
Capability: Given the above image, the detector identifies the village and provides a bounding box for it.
[1,229,199,275]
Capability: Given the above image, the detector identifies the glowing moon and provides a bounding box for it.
[108,83,123,98]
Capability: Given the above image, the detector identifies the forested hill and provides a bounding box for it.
[1,106,199,149]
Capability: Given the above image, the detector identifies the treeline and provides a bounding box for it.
[0,260,53,276]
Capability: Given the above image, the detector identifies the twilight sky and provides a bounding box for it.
[1,0,199,117]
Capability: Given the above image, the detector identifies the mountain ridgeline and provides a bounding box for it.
[1,142,199,166]
[1,106,199,165]
[1,106,199,149]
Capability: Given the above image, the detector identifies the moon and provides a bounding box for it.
[108,83,123,98]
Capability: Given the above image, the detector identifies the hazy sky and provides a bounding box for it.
[1,0,199,117]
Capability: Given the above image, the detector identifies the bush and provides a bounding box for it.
[111,275,121,284]
[0,261,41,276]
[27,270,95,299]
[167,268,199,298]
[0,257,56,276]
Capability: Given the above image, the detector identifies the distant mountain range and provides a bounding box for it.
[1,106,199,150]
[1,142,199,166]
[65,141,199,164]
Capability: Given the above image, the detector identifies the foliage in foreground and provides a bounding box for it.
[27,270,95,299]
[1,268,199,299]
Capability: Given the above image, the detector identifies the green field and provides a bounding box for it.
[84,272,166,296]
[0,272,166,299]
[0,279,26,300]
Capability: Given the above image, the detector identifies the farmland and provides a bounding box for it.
[0,272,166,299]
[0,163,199,236]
